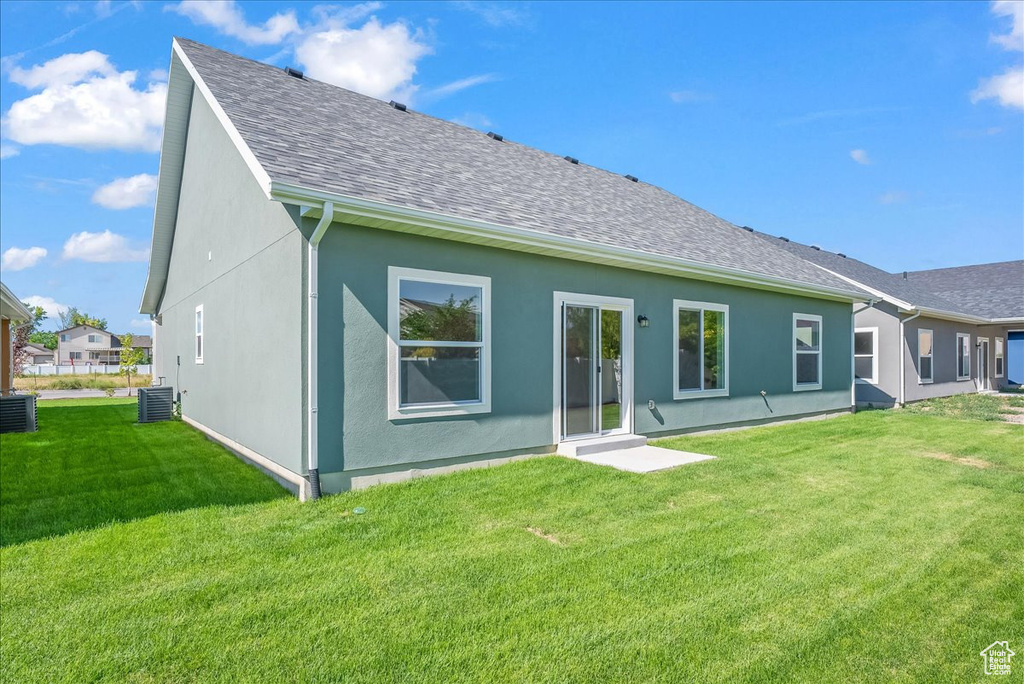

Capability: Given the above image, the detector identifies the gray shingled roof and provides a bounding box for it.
[905,261,1023,319]
[175,38,864,296]
[753,233,979,316]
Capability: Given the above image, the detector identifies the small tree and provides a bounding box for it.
[118,334,146,396]
[12,325,31,379]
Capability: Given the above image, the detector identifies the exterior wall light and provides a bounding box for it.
[637,315,649,328]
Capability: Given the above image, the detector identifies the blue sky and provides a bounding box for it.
[1,1,1021,333]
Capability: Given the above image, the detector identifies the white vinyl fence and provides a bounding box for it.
[20,364,152,376]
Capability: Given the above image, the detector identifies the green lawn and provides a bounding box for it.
[1,399,1021,682]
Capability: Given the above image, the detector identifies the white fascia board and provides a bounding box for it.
[171,39,272,195]
[804,263,915,311]
[914,307,996,326]
[0,281,33,322]
[271,181,869,303]
[140,39,274,315]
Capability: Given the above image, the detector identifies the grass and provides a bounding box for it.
[1,398,1022,682]
[0,398,288,546]
[902,393,1024,421]
[14,373,153,391]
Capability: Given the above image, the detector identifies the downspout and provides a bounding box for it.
[898,310,921,407]
[307,201,334,500]
[851,299,876,410]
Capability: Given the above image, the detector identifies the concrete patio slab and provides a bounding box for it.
[565,444,716,473]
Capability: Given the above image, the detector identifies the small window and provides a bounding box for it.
[793,314,823,391]
[918,329,933,383]
[956,333,970,380]
[69,351,82,360]
[60,334,69,342]
[388,267,490,419]
[854,327,877,384]
[195,305,204,364]
[673,300,729,399]
[995,338,1004,377]
[87,334,100,343]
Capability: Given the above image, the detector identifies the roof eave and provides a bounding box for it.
[271,181,869,303]
[0,281,33,323]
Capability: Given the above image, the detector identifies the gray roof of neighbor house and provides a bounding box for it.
[144,38,869,308]
[127,335,153,348]
[905,261,1024,320]
[754,233,976,314]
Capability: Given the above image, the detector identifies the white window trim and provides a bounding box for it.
[673,299,729,400]
[793,313,823,392]
[995,337,1004,378]
[387,266,491,420]
[195,304,204,365]
[956,332,970,380]
[854,327,878,385]
[918,328,934,384]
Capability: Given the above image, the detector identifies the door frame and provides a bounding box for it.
[977,337,990,391]
[552,291,634,444]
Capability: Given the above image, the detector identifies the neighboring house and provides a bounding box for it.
[141,39,869,498]
[1,281,34,395]
[55,325,153,366]
[23,343,54,365]
[759,233,1023,405]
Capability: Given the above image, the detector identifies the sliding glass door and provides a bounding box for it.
[561,303,627,440]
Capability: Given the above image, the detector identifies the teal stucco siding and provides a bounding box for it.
[154,88,306,477]
[314,222,853,481]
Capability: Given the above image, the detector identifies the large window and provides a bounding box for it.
[195,305,204,364]
[956,333,970,380]
[673,300,728,399]
[918,329,933,383]
[388,267,490,419]
[854,327,877,384]
[995,338,1004,377]
[793,314,822,391]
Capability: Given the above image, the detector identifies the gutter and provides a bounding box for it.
[898,311,922,407]
[306,201,334,500]
[272,181,868,304]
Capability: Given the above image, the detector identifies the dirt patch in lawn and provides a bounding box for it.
[526,527,564,546]
[921,452,992,469]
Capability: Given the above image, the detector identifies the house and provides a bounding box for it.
[56,325,153,366]
[23,343,54,365]
[1,281,34,395]
[759,232,1023,405]
[140,39,869,498]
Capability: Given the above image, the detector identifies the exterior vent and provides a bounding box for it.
[564,156,579,165]
[0,395,37,434]
[837,253,847,258]
[284,67,304,79]
[486,131,504,141]
[741,226,754,232]
[138,386,174,423]
[624,175,639,182]
[389,100,408,112]
[778,236,790,242]
[811,245,821,251]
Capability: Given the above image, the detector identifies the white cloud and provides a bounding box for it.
[62,230,149,262]
[130,317,154,332]
[991,0,1024,51]
[92,173,158,209]
[454,1,528,28]
[428,74,498,99]
[22,295,68,319]
[2,246,48,271]
[295,12,432,101]
[669,90,715,103]
[879,190,909,205]
[451,112,493,129]
[3,51,166,152]
[850,149,871,165]
[167,0,300,46]
[971,66,1024,109]
[0,144,18,159]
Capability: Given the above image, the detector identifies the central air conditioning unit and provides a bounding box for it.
[0,394,37,433]
[138,386,174,423]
